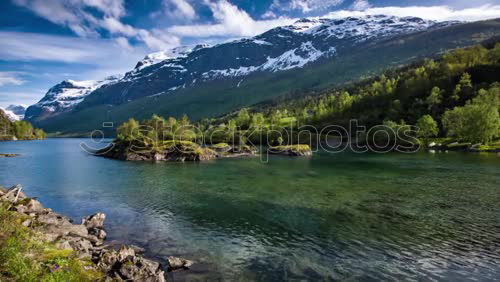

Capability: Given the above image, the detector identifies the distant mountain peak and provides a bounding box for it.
[0,104,27,121]
[25,76,121,120]
[135,44,212,71]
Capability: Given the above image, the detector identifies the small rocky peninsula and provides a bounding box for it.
[0,184,193,281]
[97,140,312,162]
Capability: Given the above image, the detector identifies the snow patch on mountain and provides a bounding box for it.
[29,76,121,115]
[160,63,188,72]
[135,47,190,71]
[135,44,211,71]
[4,104,27,120]
[129,15,451,85]
[304,15,437,41]
[263,42,333,71]
[201,42,335,79]
[0,108,21,121]
[253,39,273,46]
[282,15,438,38]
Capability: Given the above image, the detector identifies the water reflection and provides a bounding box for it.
[0,139,499,281]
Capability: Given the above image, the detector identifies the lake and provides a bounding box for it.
[1,138,499,281]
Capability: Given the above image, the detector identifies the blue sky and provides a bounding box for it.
[1,0,500,107]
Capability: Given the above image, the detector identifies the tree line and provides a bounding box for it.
[0,110,46,141]
[116,42,500,148]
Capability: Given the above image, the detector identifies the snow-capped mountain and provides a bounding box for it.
[134,45,210,71]
[1,104,27,121]
[0,107,21,122]
[67,15,453,107]
[123,15,447,84]
[25,76,121,120]
[28,14,497,133]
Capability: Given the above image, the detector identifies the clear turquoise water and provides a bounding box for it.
[1,139,499,281]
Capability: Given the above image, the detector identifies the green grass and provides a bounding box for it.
[162,140,199,148]
[278,117,297,127]
[211,143,231,149]
[476,140,500,151]
[270,144,312,153]
[0,202,104,281]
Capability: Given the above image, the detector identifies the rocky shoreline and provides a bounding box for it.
[0,184,193,281]
[96,141,259,162]
[426,141,500,153]
[0,153,20,158]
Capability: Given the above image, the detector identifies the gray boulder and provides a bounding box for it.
[167,256,194,271]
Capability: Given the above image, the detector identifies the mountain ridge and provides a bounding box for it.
[28,15,452,116]
[25,16,500,134]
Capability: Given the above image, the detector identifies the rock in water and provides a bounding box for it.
[82,212,106,229]
[97,246,165,281]
[167,256,194,271]
[0,184,26,203]
[83,212,107,240]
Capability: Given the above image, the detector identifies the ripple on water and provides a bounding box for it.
[1,140,499,281]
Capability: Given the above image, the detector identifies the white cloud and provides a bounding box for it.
[325,5,500,22]
[271,0,344,13]
[100,17,138,37]
[115,37,133,50]
[261,10,277,19]
[0,31,109,63]
[12,0,181,51]
[168,0,296,38]
[0,31,147,73]
[81,0,126,18]
[0,90,48,109]
[164,0,197,20]
[12,0,123,37]
[0,31,153,107]
[138,29,182,50]
[350,0,371,11]
[0,72,25,87]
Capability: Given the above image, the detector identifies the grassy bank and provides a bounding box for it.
[0,201,103,281]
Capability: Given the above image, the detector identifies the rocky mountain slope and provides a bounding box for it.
[77,15,453,107]
[25,16,500,134]
[25,76,121,121]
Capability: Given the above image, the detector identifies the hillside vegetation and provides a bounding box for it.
[116,42,499,151]
[0,110,46,141]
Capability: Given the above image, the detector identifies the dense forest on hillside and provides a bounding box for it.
[115,42,499,151]
[0,110,46,141]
